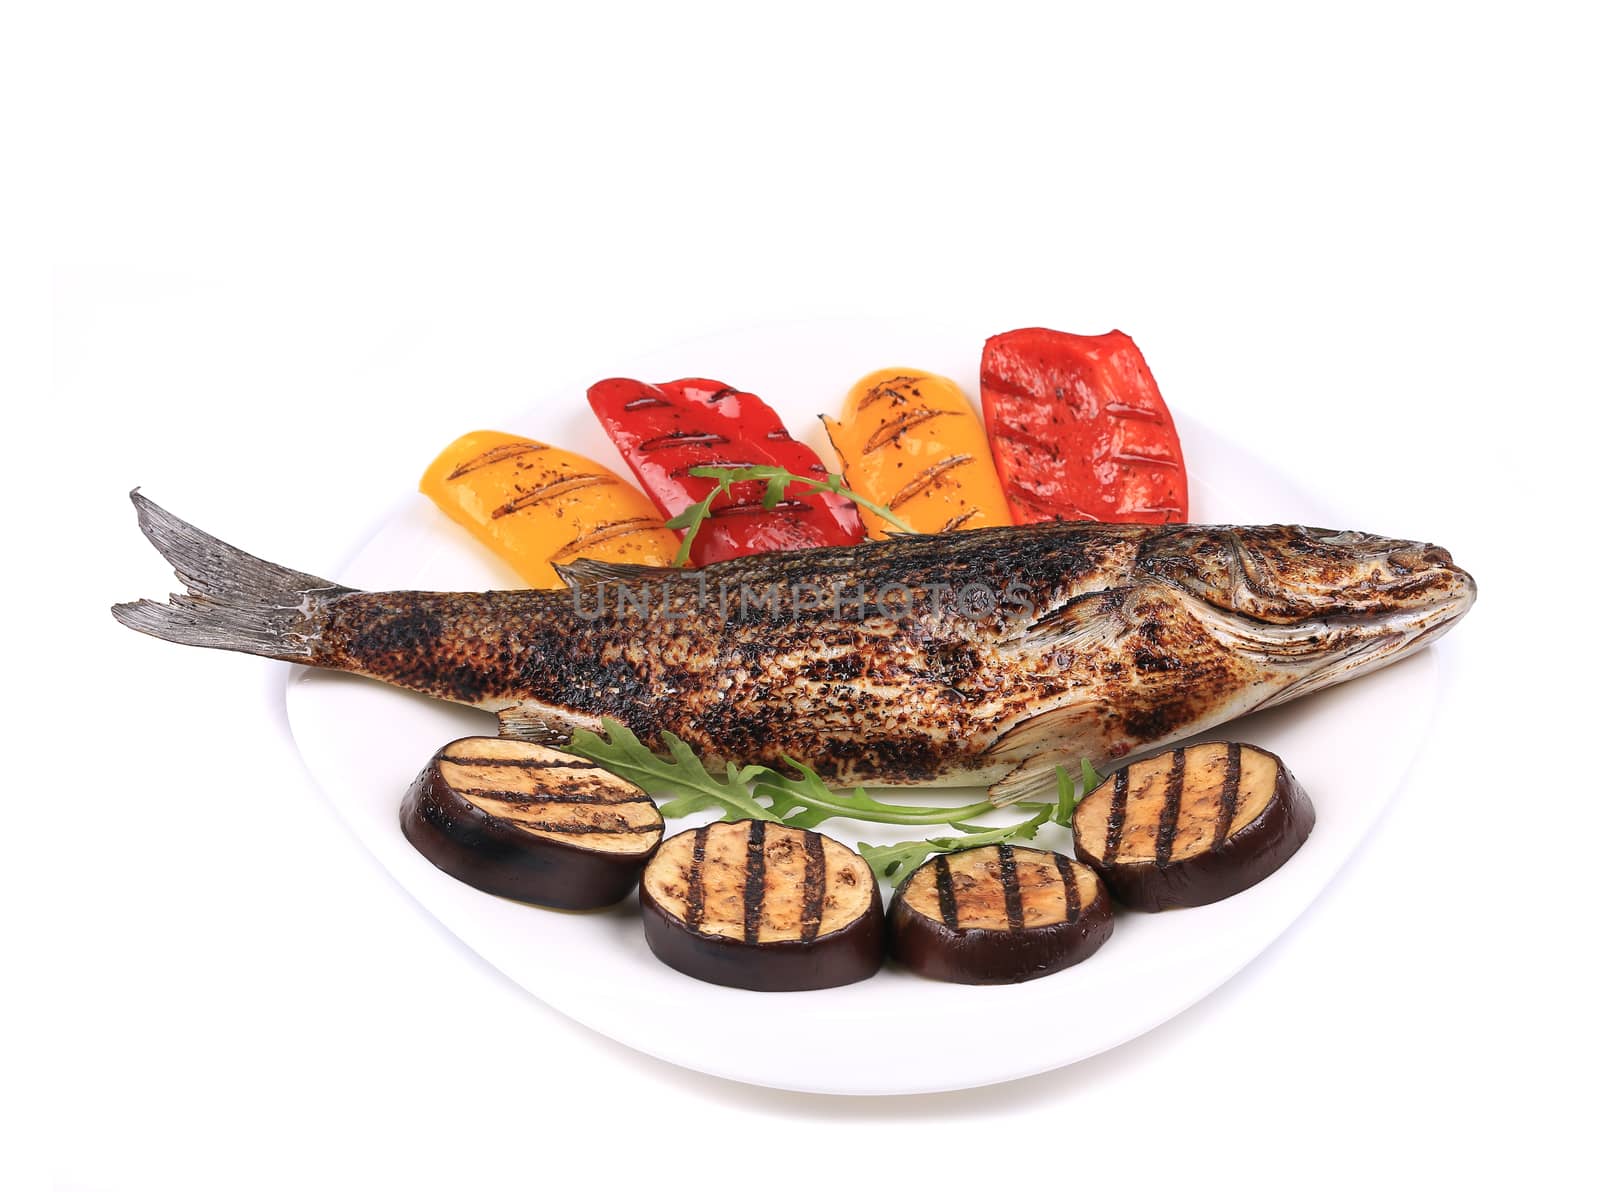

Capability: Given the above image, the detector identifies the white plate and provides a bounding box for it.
[285,320,1439,1095]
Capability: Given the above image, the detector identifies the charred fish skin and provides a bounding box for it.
[114,493,1476,786]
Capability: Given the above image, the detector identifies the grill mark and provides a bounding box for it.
[667,459,759,478]
[1053,853,1081,925]
[508,820,661,835]
[492,474,616,517]
[442,754,595,770]
[1103,401,1167,422]
[1004,484,1096,521]
[886,454,975,509]
[1213,743,1243,851]
[1103,769,1130,864]
[990,422,1068,462]
[742,820,768,943]
[800,832,826,943]
[454,787,655,806]
[939,508,980,533]
[706,387,739,404]
[855,377,921,411]
[997,844,1024,931]
[1111,450,1182,470]
[707,499,814,519]
[639,430,731,452]
[1155,747,1187,867]
[446,441,550,479]
[552,517,668,560]
[862,408,952,454]
[980,373,1052,406]
[933,854,959,928]
[684,827,709,931]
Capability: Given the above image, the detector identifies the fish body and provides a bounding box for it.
[114,493,1475,790]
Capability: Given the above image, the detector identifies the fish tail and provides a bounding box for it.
[111,490,356,660]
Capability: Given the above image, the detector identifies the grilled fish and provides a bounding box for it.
[112,492,1475,793]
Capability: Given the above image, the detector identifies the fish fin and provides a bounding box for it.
[553,558,686,587]
[496,705,580,746]
[111,490,354,660]
[1008,588,1134,653]
[987,749,1086,808]
[983,701,1106,772]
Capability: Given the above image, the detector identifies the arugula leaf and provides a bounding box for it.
[1049,757,1107,827]
[760,471,789,510]
[857,802,1054,883]
[662,479,732,567]
[756,756,996,829]
[685,464,915,534]
[856,838,951,884]
[566,717,777,822]
[1053,764,1075,826]
[567,718,1100,886]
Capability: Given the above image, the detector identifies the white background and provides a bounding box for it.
[36,2,1595,1189]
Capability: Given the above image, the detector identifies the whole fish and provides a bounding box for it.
[112,492,1475,798]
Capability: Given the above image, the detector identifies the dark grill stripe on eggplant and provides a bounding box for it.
[1073,742,1315,911]
[484,819,658,835]
[443,753,596,769]
[1103,769,1130,864]
[684,826,709,931]
[1052,852,1081,924]
[997,843,1024,931]
[800,833,826,944]
[1154,747,1187,865]
[742,820,768,943]
[889,846,1113,984]
[400,736,663,910]
[934,855,960,929]
[448,787,656,805]
[640,821,884,991]
[1212,742,1243,850]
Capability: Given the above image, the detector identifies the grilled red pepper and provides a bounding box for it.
[587,377,865,565]
[981,328,1188,524]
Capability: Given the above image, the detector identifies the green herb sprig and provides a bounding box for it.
[566,718,778,822]
[566,717,1104,883]
[860,758,1106,883]
[663,465,915,566]
[857,803,1055,883]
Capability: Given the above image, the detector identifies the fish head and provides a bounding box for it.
[1136,525,1476,699]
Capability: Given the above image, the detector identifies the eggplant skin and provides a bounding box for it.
[1075,750,1315,912]
[400,747,660,911]
[640,891,884,992]
[639,868,884,993]
[888,862,1113,985]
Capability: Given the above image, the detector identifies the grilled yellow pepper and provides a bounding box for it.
[421,430,680,588]
[822,369,1012,538]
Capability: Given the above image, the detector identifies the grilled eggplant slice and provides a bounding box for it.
[888,845,1113,984]
[1073,742,1314,911]
[401,736,663,910]
[640,820,884,991]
